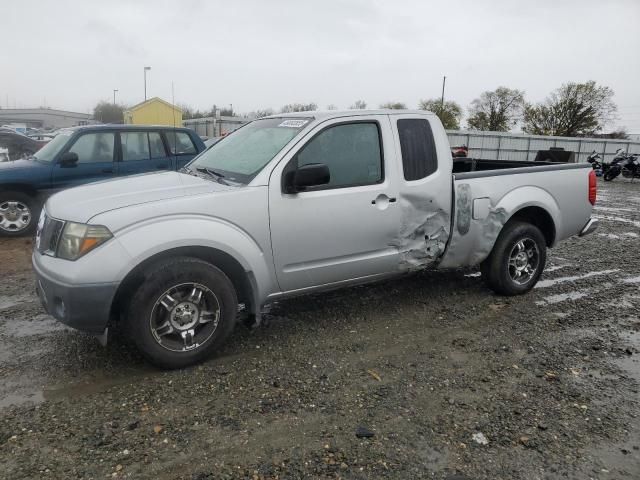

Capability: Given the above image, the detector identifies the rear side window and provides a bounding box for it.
[149,132,166,158]
[165,131,196,155]
[120,132,150,161]
[67,132,115,163]
[397,119,438,180]
[296,122,383,189]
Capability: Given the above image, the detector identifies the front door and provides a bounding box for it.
[269,116,401,292]
[51,131,116,188]
[116,130,172,176]
[164,130,199,170]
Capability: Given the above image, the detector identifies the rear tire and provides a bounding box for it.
[603,170,617,181]
[0,190,40,237]
[126,257,238,369]
[481,222,547,296]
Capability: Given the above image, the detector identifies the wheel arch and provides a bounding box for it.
[506,206,556,247]
[0,184,39,198]
[110,246,257,326]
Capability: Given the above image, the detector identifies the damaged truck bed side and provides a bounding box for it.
[33,110,598,368]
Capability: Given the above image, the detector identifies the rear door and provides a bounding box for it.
[389,114,452,268]
[269,115,402,291]
[164,130,199,170]
[51,131,116,188]
[116,130,172,176]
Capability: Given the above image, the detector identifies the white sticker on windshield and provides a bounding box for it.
[278,119,309,128]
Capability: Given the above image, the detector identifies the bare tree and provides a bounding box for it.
[380,101,406,110]
[466,87,525,131]
[326,104,338,110]
[523,81,617,137]
[253,108,275,118]
[280,103,318,113]
[418,98,463,130]
[350,100,367,109]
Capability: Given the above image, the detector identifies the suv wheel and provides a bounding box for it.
[481,221,547,295]
[127,257,238,369]
[0,191,39,237]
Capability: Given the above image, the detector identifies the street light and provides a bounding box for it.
[113,89,118,105]
[144,66,151,101]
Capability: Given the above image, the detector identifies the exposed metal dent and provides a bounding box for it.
[393,193,450,271]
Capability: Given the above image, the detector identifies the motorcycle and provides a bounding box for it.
[587,151,604,176]
[620,153,640,181]
[603,149,629,182]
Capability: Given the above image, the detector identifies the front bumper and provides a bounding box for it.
[579,217,598,237]
[33,257,118,334]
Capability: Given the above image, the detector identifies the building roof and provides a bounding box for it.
[125,97,182,113]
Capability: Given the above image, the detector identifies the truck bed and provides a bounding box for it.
[452,158,586,176]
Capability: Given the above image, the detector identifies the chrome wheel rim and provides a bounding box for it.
[508,238,539,285]
[0,200,31,232]
[149,282,221,352]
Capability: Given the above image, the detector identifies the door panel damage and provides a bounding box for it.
[392,193,450,271]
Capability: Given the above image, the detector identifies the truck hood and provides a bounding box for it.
[46,171,234,223]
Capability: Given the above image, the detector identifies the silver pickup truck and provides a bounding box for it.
[33,110,598,368]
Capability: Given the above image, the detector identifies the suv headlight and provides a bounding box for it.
[57,222,113,260]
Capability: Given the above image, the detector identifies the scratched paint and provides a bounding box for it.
[456,184,472,235]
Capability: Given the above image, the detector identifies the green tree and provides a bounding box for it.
[380,101,406,109]
[280,103,318,113]
[466,87,525,131]
[522,81,617,137]
[418,98,463,130]
[350,100,367,109]
[93,101,126,124]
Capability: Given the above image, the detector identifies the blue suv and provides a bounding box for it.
[0,125,205,236]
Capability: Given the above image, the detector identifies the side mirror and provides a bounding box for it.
[59,151,79,167]
[287,163,330,192]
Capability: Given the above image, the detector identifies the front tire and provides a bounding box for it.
[0,191,40,237]
[481,222,547,296]
[126,257,238,369]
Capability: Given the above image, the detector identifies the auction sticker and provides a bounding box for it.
[278,119,309,128]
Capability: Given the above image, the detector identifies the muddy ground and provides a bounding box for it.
[0,180,639,480]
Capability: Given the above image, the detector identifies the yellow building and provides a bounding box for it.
[124,97,183,127]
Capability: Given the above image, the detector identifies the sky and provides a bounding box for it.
[1,0,639,132]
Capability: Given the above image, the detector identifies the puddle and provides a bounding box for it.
[536,290,589,305]
[536,269,619,289]
[594,215,640,229]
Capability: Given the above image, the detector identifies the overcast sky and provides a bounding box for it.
[1,0,639,131]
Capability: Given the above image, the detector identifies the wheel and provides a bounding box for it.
[603,170,617,181]
[0,191,40,237]
[481,221,547,296]
[126,257,238,369]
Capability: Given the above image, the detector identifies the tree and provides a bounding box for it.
[466,87,525,131]
[380,101,406,109]
[350,100,367,109]
[280,103,317,113]
[93,101,126,123]
[253,108,275,118]
[418,98,463,130]
[326,104,338,110]
[522,81,617,137]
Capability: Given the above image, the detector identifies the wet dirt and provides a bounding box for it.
[0,180,639,479]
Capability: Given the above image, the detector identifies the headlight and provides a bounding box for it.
[57,222,113,260]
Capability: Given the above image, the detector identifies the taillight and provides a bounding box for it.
[588,170,597,205]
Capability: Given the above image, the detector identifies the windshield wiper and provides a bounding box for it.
[196,166,230,185]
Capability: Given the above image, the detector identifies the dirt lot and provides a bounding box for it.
[0,180,639,480]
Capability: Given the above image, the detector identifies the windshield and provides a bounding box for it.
[187,117,311,183]
[32,133,71,162]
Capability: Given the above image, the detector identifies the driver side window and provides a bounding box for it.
[295,122,383,189]
[67,133,115,163]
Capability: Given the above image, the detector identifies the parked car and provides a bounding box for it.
[33,111,597,368]
[0,125,205,236]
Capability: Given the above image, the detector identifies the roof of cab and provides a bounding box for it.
[262,109,436,121]
[64,124,192,132]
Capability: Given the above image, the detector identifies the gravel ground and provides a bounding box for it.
[0,179,639,480]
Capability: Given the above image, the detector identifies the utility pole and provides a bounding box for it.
[440,76,446,110]
[144,66,151,100]
[229,104,233,116]
[113,89,118,105]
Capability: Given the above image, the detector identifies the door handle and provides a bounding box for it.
[371,195,396,204]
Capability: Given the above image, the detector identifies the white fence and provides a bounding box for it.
[446,130,640,162]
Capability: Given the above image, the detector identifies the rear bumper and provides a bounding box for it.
[33,257,118,334]
[579,217,598,237]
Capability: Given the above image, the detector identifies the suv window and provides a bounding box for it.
[295,122,383,189]
[120,132,150,161]
[149,132,166,158]
[67,132,115,163]
[165,131,196,155]
[397,119,437,181]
